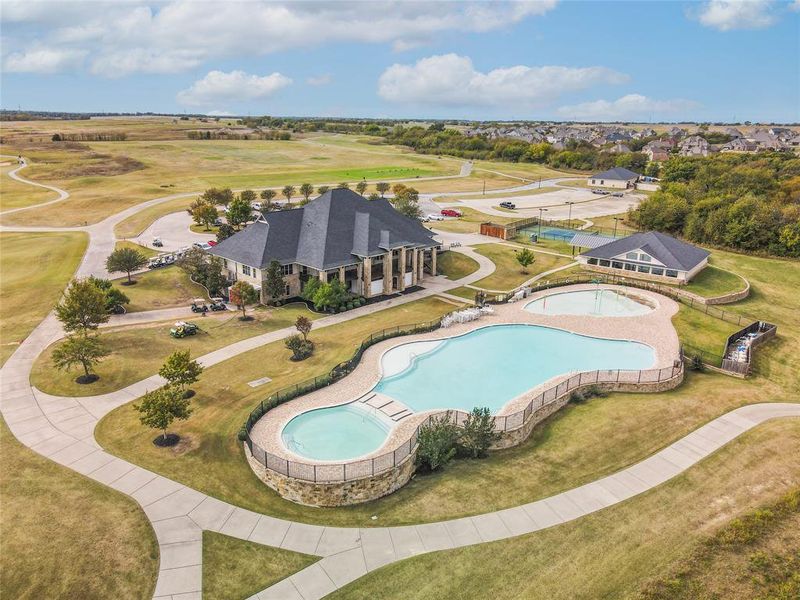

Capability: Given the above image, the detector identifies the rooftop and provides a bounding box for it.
[580,231,710,271]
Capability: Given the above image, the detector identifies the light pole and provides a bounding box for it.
[538,207,548,240]
[565,201,575,229]
[613,217,621,238]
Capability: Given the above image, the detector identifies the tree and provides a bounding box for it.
[227,195,252,229]
[282,185,296,207]
[133,385,193,444]
[192,202,218,231]
[312,279,347,311]
[645,161,661,178]
[55,279,110,334]
[416,415,459,472]
[367,192,380,201]
[159,350,203,397]
[376,182,390,197]
[458,407,500,458]
[263,260,286,304]
[203,256,228,296]
[88,276,130,313]
[356,181,368,196]
[259,188,277,211]
[239,189,257,205]
[201,187,234,207]
[295,315,312,341]
[106,247,148,284]
[216,223,235,242]
[52,334,109,383]
[285,334,314,361]
[336,181,350,189]
[299,183,314,204]
[317,185,330,195]
[391,186,422,219]
[229,280,258,320]
[301,277,320,304]
[515,248,535,273]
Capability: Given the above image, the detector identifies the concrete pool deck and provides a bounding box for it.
[250,284,681,467]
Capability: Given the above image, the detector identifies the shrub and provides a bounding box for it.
[416,415,459,472]
[690,354,705,372]
[285,334,314,361]
[569,385,608,404]
[346,302,354,310]
[458,407,500,458]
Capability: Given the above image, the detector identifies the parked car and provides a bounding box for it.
[251,202,262,211]
[440,209,462,217]
[612,192,624,197]
[591,189,604,195]
[419,215,430,222]
[499,201,516,209]
[427,213,445,221]
[207,240,218,247]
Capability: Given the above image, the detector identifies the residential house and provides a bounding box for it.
[608,143,632,154]
[587,167,640,189]
[577,231,710,283]
[720,138,758,153]
[642,141,672,162]
[725,127,744,139]
[209,188,440,304]
[678,135,709,157]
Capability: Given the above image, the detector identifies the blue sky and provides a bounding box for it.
[2,1,798,122]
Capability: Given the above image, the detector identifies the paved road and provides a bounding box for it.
[0,155,70,215]
[131,210,215,253]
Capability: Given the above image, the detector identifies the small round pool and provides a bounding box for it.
[282,403,391,461]
[525,289,652,317]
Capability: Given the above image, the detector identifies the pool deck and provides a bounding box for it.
[250,284,681,466]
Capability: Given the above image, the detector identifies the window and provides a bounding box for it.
[612,261,623,269]
[624,263,636,271]
[599,259,610,267]
[591,179,596,184]
[625,251,638,260]
[651,267,664,276]
[665,269,678,278]
[637,265,650,273]
[300,265,309,275]
[600,180,604,185]
[242,265,252,276]
[639,253,651,262]
[284,284,291,296]
[587,258,598,265]
[281,264,293,276]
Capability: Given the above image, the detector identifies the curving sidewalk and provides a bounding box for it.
[0,155,71,215]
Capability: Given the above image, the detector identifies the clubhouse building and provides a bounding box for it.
[209,188,440,304]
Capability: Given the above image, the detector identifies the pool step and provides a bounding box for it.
[358,393,376,404]
[366,396,393,410]
[392,409,413,421]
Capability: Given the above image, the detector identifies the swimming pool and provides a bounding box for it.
[282,403,392,461]
[525,289,653,317]
[375,324,654,414]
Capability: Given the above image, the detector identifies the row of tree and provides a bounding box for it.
[630,153,800,256]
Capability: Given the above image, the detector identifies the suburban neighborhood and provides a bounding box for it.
[0,2,798,600]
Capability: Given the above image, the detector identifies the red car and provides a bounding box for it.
[440,209,462,217]
[207,240,218,247]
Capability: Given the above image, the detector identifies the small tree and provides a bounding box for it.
[55,279,110,334]
[336,181,350,189]
[515,248,536,273]
[285,334,314,361]
[216,223,235,242]
[106,247,148,284]
[282,184,296,206]
[192,202,218,231]
[301,277,321,304]
[229,280,258,320]
[458,407,500,458]
[312,279,347,311]
[263,260,286,304]
[295,315,312,341]
[259,188,277,211]
[416,415,459,472]
[227,195,252,229]
[356,181,368,196]
[159,350,203,397]
[201,187,234,207]
[299,183,314,204]
[316,185,330,195]
[133,385,193,445]
[87,276,129,314]
[239,189,257,205]
[367,192,380,201]
[376,181,390,197]
[391,186,422,219]
[52,334,109,383]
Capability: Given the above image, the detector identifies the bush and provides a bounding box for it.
[690,354,705,372]
[416,415,459,472]
[346,302,354,310]
[285,334,314,361]
[458,407,500,458]
[569,384,608,404]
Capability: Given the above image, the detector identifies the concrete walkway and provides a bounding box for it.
[0,155,70,215]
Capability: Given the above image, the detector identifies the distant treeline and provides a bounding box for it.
[630,153,800,257]
[384,124,652,173]
[51,132,127,141]
[186,130,291,140]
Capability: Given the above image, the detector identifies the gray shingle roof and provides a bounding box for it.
[209,188,437,271]
[580,231,709,271]
[589,167,640,181]
[569,232,617,249]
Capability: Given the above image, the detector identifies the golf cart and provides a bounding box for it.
[190,298,208,313]
[170,321,198,338]
[152,237,163,247]
[209,297,227,311]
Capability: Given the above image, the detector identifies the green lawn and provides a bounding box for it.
[684,264,748,298]
[203,531,317,600]
[471,244,574,291]
[671,305,741,364]
[330,420,800,600]
[556,178,590,188]
[0,163,56,210]
[0,231,88,366]
[115,240,160,259]
[115,196,195,239]
[0,418,157,599]
[121,265,208,312]
[31,303,317,397]
[189,222,219,234]
[436,186,559,202]
[426,207,514,234]
[446,286,480,302]
[437,250,480,280]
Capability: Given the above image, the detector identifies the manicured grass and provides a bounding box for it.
[120,265,208,312]
[0,418,158,598]
[115,240,160,258]
[445,286,479,302]
[115,195,195,239]
[437,250,480,280]
[472,160,579,182]
[585,212,637,234]
[31,303,317,396]
[0,163,56,210]
[671,304,741,363]
[413,172,521,194]
[95,297,461,525]
[330,419,800,600]
[0,231,88,366]
[425,207,514,234]
[557,178,591,188]
[684,264,747,298]
[203,531,317,600]
[436,186,559,202]
[471,244,574,291]
[189,222,219,234]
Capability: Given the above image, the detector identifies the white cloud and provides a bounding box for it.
[4,47,87,73]
[176,70,292,107]
[694,0,777,31]
[306,74,332,87]
[1,1,558,77]
[378,54,628,107]
[557,94,700,120]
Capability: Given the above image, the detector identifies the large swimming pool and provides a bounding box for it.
[525,289,653,317]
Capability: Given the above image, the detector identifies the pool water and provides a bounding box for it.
[375,324,654,414]
[525,289,652,317]
[282,403,392,461]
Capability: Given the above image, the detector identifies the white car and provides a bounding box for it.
[427,213,445,221]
